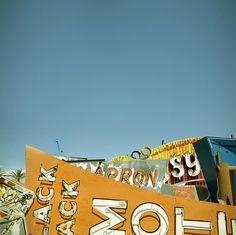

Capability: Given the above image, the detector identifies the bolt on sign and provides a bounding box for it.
[25,146,236,235]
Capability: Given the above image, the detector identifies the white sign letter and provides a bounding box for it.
[184,153,200,177]
[90,199,127,235]
[62,180,80,197]
[33,205,52,224]
[59,201,77,217]
[132,203,169,235]
[169,155,184,179]
[36,187,54,202]
[218,212,236,235]
[175,208,211,235]
[39,166,58,182]
[56,219,76,235]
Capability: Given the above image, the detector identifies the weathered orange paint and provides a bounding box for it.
[25,145,236,235]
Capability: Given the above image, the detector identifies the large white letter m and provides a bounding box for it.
[90,199,127,235]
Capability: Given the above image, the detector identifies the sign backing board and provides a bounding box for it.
[25,145,236,235]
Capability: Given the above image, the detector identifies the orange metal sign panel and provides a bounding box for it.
[25,145,236,235]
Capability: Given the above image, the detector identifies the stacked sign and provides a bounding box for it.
[70,138,208,200]
[25,145,236,235]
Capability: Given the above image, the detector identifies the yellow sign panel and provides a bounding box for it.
[26,145,236,235]
[110,137,201,162]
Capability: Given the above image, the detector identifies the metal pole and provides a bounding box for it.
[56,140,61,156]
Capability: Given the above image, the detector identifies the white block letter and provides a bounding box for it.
[33,205,52,223]
[59,201,77,217]
[184,153,200,177]
[56,219,76,235]
[90,199,127,235]
[175,208,211,235]
[218,212,236,235]
[169,155,184,179]
[36,187,54,202]
[62,180,80,197]
[131,203,168,235]
[39,166,58,182]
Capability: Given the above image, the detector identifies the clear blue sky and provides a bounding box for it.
[0,1,236,170]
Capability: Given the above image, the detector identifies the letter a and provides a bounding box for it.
[56,219,76,235]
[33,205,52,224]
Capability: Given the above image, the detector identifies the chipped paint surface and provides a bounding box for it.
[25,146,236,235]
[0,178,34,235]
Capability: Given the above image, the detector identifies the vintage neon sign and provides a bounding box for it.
[89,199,236,235]
[32,182,236,235]
[25,146,236,235]
[73,152,202,188]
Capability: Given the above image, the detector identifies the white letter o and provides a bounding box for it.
[131,203,169,235]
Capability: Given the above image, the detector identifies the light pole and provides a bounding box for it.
[56,140,61,156]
